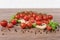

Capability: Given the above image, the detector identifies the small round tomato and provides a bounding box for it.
[15,15,20,19]
[46,26,52,31]
[27,22,32,28]
[48,15,53,20]
[19,13,25,18]
[32,13,36,18]
[11,19,17,25]
[35,16,42,21]
[7,23,14,28]
[23,15,29,21]
[43,20,49,24]
[0,20,8,27]
[42,15,48,20]
[29,17,35,23]
[20,23,27,29]
[36,21,42,25]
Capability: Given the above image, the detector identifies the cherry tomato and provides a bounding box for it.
[27,22,32,28]
[0,20,8,27]
[46,26,52,31]
[36,21,42,25]
[19,13,25,18]
[43,15,48,20]
[11,19,17,25]
[35,16,42,21]
[43,20,49,24]
[23,15,29,21]
[32,13,36,18]
[29,17,35,23]
[15,15,20,19]
[7,23,14,28]
[48,15,53,19]
[20,23,27,29]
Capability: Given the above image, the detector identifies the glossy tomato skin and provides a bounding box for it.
[29,17,35,23]
[35,16,42,21]
[7,23,14,28]
[19,13,25,18]
[15,15,20,19]
[32,13,36,18]
[36,21,42,25]
[0,20,8,27]
[42,15,48,20]
[20,23,27,29]
[43,20,49,24]
[48,15,53,20]
[11,19,17,25]
[27,22,32,28]
[23,15,29,21]
[46,26,52,31]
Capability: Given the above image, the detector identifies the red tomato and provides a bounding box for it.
[20,23,27,29]
[11,19,17,25]
[23,15,29,21]
[15,15,20,19]
[7,23,14,28]
[48,15,53,19]
[35,16,42,21]
[19,13,25,18]
[29,17,35,23]
[32,13,36,18]
[46,26,52,31]
[36,21,42,25]
[43,20,49,24]
[43,15,48,20]
[27,22,32,28]
[0,20,8,27]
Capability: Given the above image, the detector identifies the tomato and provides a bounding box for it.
[15,15,20,19]
[35,16,42,21]
[0,20,8,27]
[43,15,48,20]
[43,20,49,24]
[27,22,32,28]
[20,23,27,29]
[29,17,35,23]
[7,23,14,28]
[48,15,53,19]
[19,13,25,18]
[32,13,36,18]
[46,26,52,31]
[36,21,42,25]
[11,19,17,25]
[23,15,29,21]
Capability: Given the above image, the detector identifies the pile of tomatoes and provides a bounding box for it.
[0,11,59,31]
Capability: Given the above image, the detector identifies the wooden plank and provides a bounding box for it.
[0,9,60,40]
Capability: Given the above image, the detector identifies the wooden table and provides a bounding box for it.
[0,9,60,40]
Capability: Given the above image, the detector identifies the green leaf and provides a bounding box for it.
[32,23,36,28]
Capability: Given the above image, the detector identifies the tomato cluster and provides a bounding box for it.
[0,11,58,31]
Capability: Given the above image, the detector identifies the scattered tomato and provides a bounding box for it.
[35,16,42,21]
[23,15,29,21]
[46,26,52,31]
[48,15,53,19]
[0,20,8,27]
[36,21,42,25]
[7,23,14,28]
[11,19,17,25]
[15,15,20,19]
[43,15,48,20]
[27,22,32,28]
[29,17,35,23]
[20,23,27,29]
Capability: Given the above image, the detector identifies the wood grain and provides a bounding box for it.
[0,9,60,40]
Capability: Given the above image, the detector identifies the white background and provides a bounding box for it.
[0,0,60,8]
